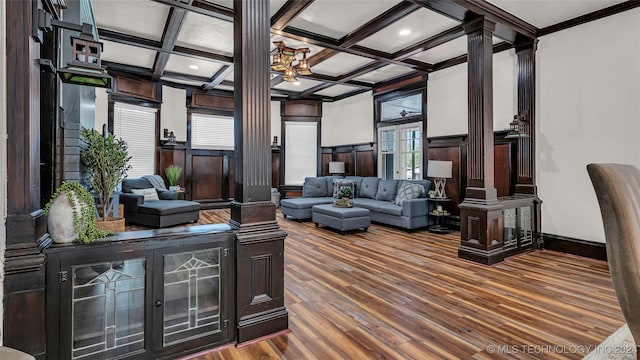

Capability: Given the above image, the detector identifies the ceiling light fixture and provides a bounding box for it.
[292,81,301,86]
[399,29,411,36]
[189,64,199,70]
[270,41,312,82]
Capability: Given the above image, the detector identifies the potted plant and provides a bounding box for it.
[45,181,111,243]
[333,187,353,207]
[81,128,131,232]
[165,165,183,191]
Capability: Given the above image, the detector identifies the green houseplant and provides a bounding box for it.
[165,165,183,191]
[81,128,131,222]
[45,181,110,243]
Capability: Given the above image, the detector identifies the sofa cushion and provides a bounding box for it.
[359,177,379,199]
[350,198,383,211]
[303,177,328,197]
[345,176,363,197]
[281,197,335,209]
[332,179,355,198]
[376,203,403,216]
[137,200,200,216]
[399,179,431,197]
[131,188,159,202]
[395,182,425,206]
[375,179,398,201]
[326,176,342,196]
[122,178,153,193]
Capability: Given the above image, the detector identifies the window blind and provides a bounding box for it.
[191,113,234,150]
[113,102,156,178]
[285,122,317,185]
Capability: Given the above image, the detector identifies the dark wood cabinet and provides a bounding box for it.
[45,228,236,360]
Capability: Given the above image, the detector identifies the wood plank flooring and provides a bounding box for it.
[149,210,624,360]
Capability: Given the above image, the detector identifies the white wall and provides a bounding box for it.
[427,50,516,137]
[537,7,640,243]
[321,91,374,146]
[94,88,108,132]
[0,0,6,343]
[271,100,281,145]
[161,86,187,141]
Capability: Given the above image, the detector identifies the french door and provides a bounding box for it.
[378,123,422,180]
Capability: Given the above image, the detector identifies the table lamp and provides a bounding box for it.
[328,161,345,175]
[427,160,452,198]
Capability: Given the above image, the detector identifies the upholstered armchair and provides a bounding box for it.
[588,163,640,355]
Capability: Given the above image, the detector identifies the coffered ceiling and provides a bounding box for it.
[90,0,632,101]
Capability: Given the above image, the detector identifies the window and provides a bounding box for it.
[191,113,234,150]
[113,102,156,178]
[284,122,318,185]
[378,123,422,180]
[380,92,422,121]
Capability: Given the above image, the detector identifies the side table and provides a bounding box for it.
[427,197,451,234]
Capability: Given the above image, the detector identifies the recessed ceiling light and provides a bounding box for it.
[399,29,411,36]
[189,64,199,70]
[293,81,301,86]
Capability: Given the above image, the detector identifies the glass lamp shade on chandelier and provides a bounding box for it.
[270,41,312,82]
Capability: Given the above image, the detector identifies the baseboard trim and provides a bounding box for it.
[542,233,607,261]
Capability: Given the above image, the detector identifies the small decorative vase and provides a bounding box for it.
[169,185,181,191]
[47,190,83,243]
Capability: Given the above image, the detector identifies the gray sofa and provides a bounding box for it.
[281,176,432,231]
[120,177,200,228]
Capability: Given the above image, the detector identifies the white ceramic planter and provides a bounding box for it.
[47,190,83,243]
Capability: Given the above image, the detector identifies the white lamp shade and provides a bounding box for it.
[328,161,345,174]
[427,160,452,178]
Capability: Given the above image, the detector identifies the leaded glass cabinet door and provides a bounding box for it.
[153,243,231,353]
[61,256,150,360]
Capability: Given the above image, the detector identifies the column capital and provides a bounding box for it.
[464,16,496,34]
[515,37,539,53]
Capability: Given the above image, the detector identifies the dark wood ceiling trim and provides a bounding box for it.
[278,27,433,71]
[301,61,386,96]
[340,2,421,48]
[103,61,155,78]
[271,0,315,30]
[98,28,233,64]
[162,70,210,83]
[458,0,537,39]
[204,65,233,90]
[538,1,640,37]
[151,0,232,22]
[173,45,233,63]
[153,6,190,76]
[373,70,426,93]
[270,74,285,88]
[393,24,465,60]
[270,87,330,101]
[432,41,512,72]
[405,0,467,22]
[308,48,339,66]
[331,88,371,102]
[98,28,162,49]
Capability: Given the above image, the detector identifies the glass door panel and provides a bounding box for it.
[379,129,397,179]
[379,123,422,180]
[71,258,146,360]
[163,248,222,346]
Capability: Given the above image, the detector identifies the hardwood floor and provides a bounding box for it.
[168,209,624,359]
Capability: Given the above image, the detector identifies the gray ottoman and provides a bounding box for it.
[312,204,370,233]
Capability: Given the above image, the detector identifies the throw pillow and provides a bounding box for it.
[375,179,399,201]
[333,179,355,198]
[131,188,160,202]
[395,182,425,206]
[332,179,355,198]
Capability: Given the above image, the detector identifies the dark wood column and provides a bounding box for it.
[458,17,504,265]
[232,0,288,343]
[4,0,51,357]
[515,39,538,194]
